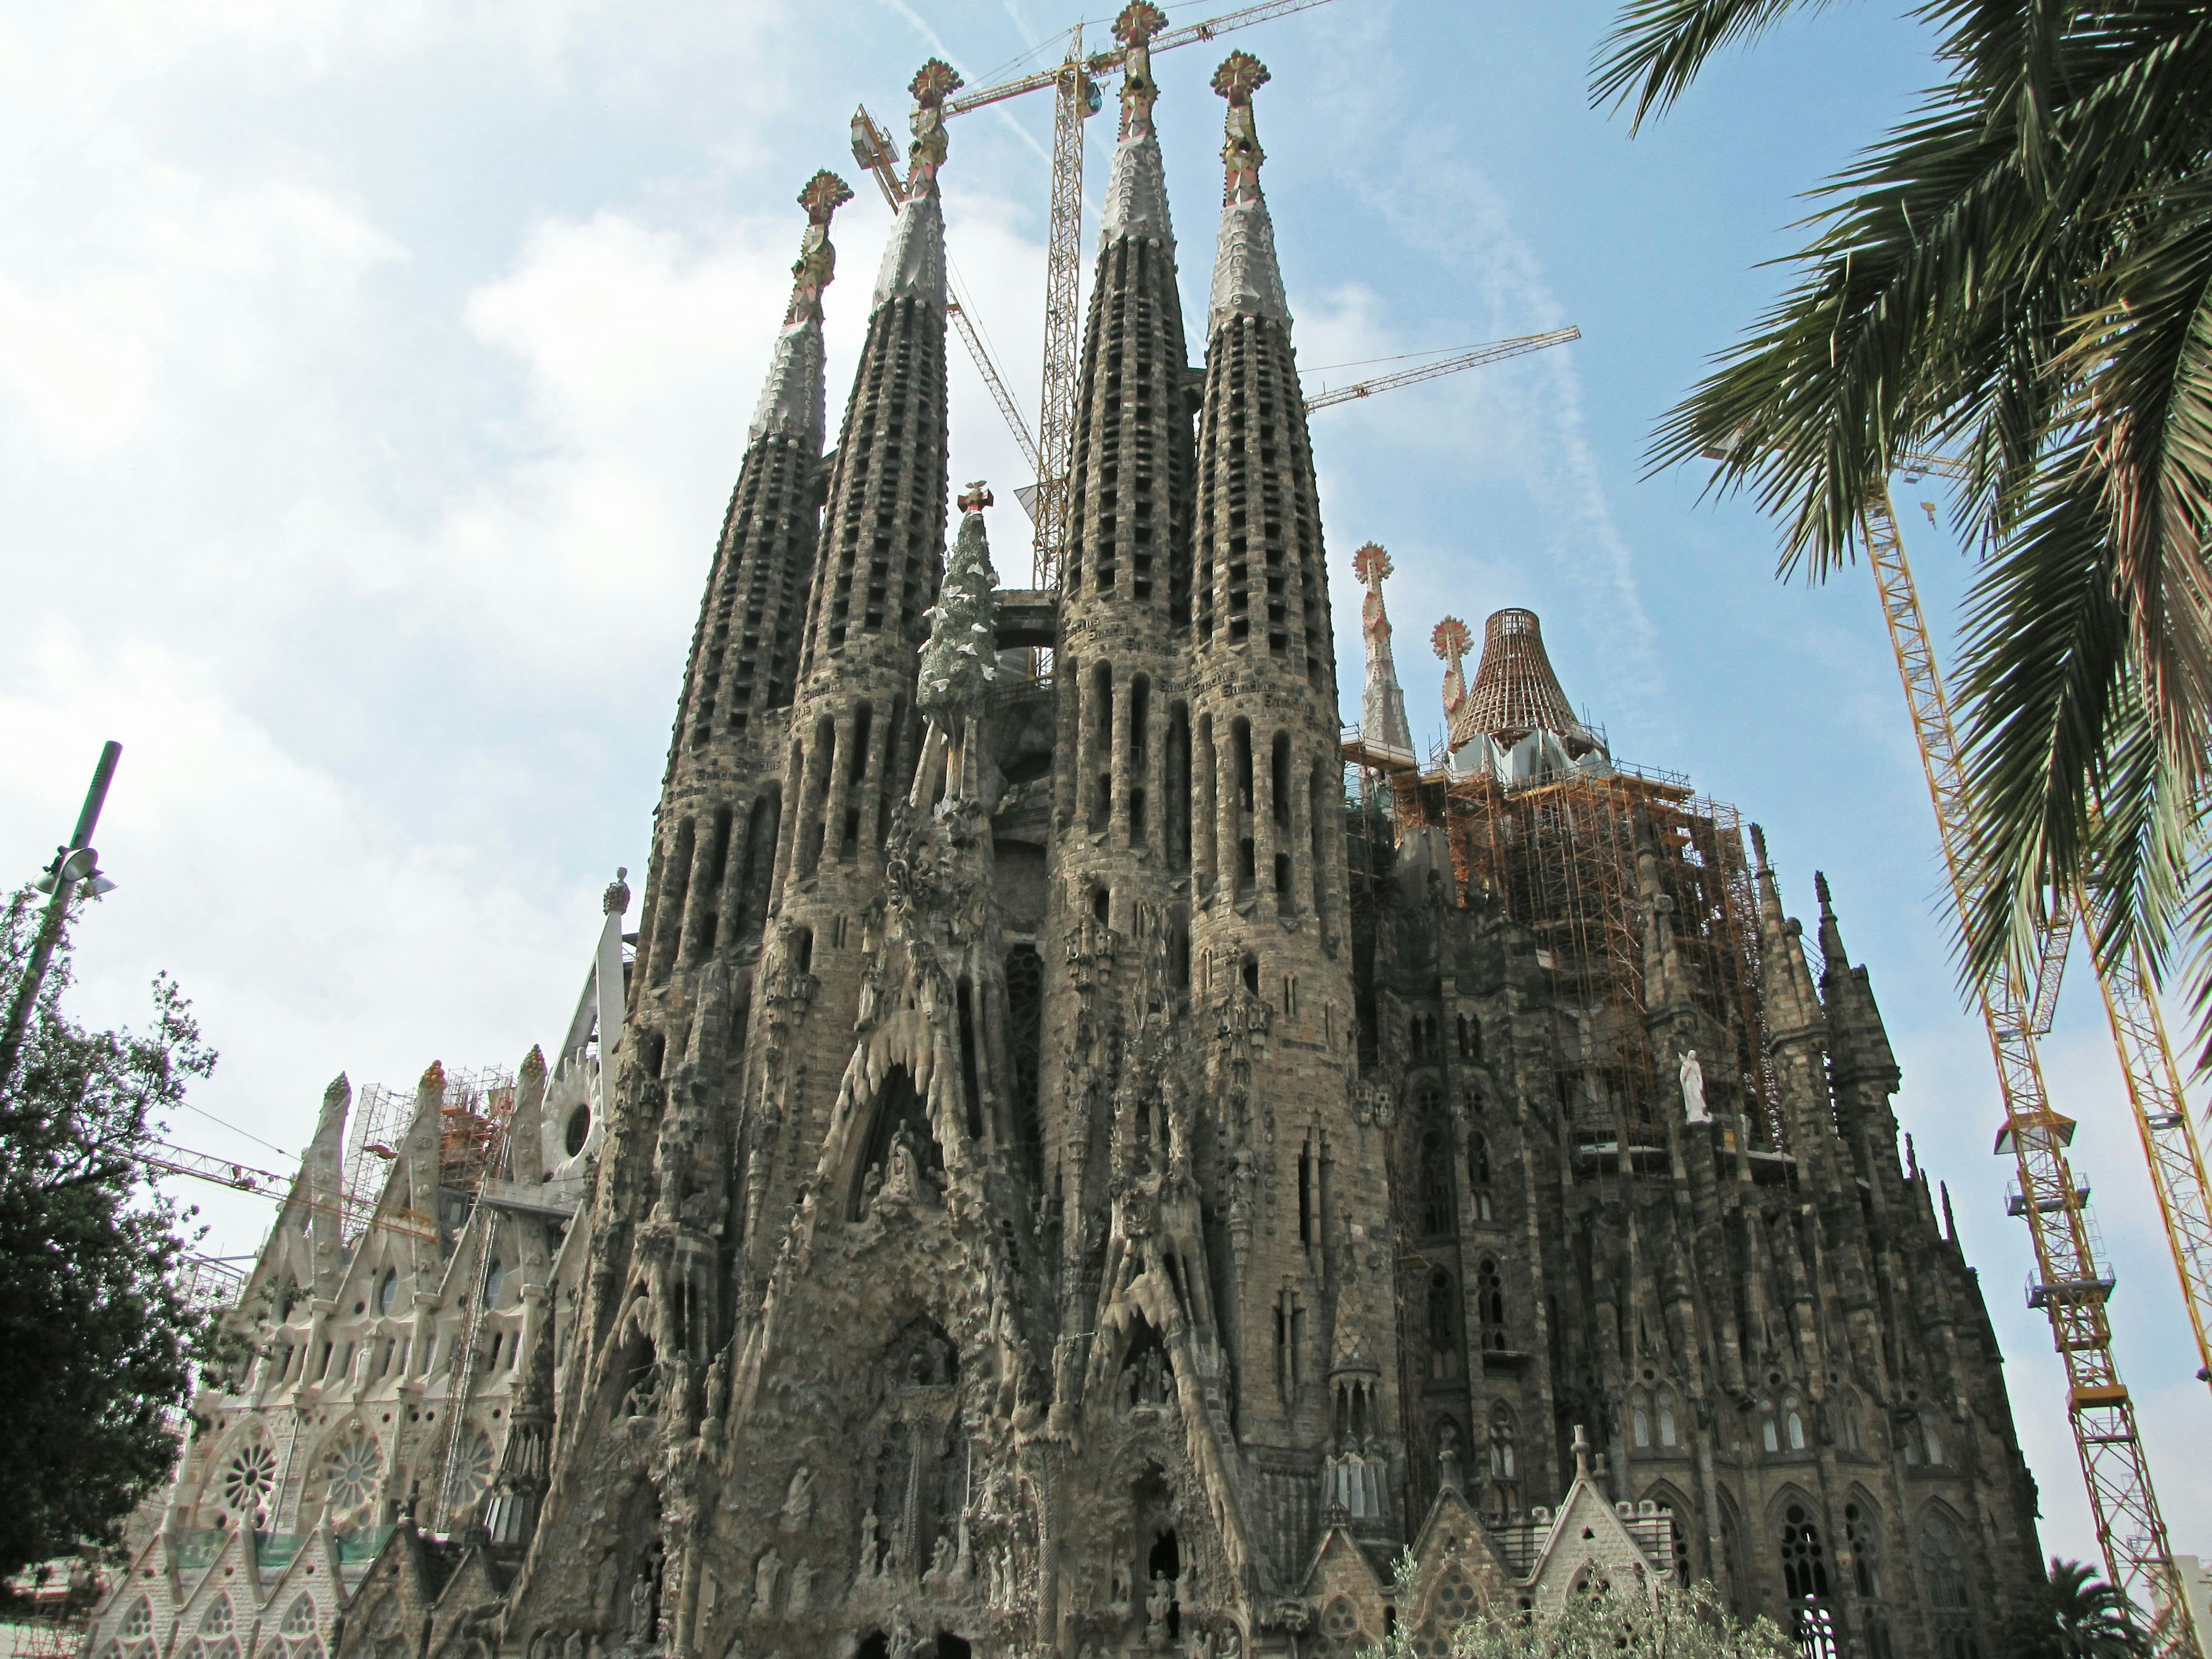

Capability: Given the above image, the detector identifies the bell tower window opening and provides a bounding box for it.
[1474,1257,1506,1351]
[1779,1501,1838,1659]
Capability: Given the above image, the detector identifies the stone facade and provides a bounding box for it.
[83,13,2048,1659]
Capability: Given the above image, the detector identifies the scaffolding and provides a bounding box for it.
[1341,725,1779,1154]
[340,1066,516,1245]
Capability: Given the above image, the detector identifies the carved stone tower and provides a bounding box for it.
[1039,0,1200,1363]
[1185,46,1371,1557]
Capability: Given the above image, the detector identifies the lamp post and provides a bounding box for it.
[0,741,122,1097]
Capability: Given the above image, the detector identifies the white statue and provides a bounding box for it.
[786,1559,815,1615]
[858,1507,881,1579]
[780,1465,814,1529]
[751,1548,782,1617]
[1678,1048,1710,1124]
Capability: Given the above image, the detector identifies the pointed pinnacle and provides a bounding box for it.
[1749,822,1769,872]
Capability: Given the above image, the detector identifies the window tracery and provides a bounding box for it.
[1425,1269,1460,1381]
[1921,1509,1982,1659]
[1474,1258,1506,1351]
[1778,1501,1838,1658]
[1417,1128,1455,1237]
[1466,1132,1495,1222]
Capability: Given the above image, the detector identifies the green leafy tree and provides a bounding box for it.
[2002,1558,2153,1659]
[1592,2,2212,1053]
[1362,1576,1791,1658]
[0,885,225,1581]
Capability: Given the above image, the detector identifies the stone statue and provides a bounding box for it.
[922,1533,953,1585]
[1679,1049,1710,1124]
[1146,1572,1173,1650]
[786,1560,815,1615]
[779,1465,814,1529]
[751,1548,782,1617]
[886,1615,921,1659]
[858,1508,881,1579]
[882,1124,922,1204]
[1438,1420,1464,1493]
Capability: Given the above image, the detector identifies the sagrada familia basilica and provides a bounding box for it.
[82,8,2048,1657]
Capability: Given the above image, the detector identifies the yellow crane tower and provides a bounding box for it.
[1859,474,2203,1654]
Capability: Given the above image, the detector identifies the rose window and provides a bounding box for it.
[324,1434,381,1515]
[222,1444,276,1516]
[444,1429,495,1510]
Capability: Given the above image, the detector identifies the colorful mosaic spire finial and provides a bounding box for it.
[785,169,853,324]
[905,58,964,195]
[1353,541,1393,589]
[1434,615,1474,738]
[1114,2,1168,138]
[1213,51,1270,201]
[957,480,994,514]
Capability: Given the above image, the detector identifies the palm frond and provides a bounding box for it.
[1592,0,1842,131]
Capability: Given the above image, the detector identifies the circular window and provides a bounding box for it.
[221,1444,276,1516]
[564,1105,591,1157]
[444,1428,495,1511]
[323,1434,380,1517]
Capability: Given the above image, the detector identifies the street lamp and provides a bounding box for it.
[0,741,123,1096]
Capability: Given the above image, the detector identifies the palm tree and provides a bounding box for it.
[1592,3,2212,1050]
[2006,1558,2153,1658]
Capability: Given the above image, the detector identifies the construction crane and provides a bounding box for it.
[1897,450,2212,1406]
[1857,479,2199,1653]
[132,1137,441,1245]
[1304,328,1582,411]
[851,0,1341,587]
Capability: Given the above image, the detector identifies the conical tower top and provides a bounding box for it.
[1206,51,1287,334]
[751,171,853,447]
[873,58,961,312]
[1101,2,1174,245]
[1465,608,1579,742]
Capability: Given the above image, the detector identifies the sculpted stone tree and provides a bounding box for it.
[914,482,1001,806]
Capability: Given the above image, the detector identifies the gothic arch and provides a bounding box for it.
[1918,1500,1984,1659]
[1639,1480,1700,1583]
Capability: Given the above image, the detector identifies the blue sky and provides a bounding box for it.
[2,0,2201,1571]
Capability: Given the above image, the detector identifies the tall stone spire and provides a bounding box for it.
[1042,0,1199,1361]
[1188,50,1365,1495]
[634,171,853,995]
[1354,544,1415,756]
[744,54,959,1282]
